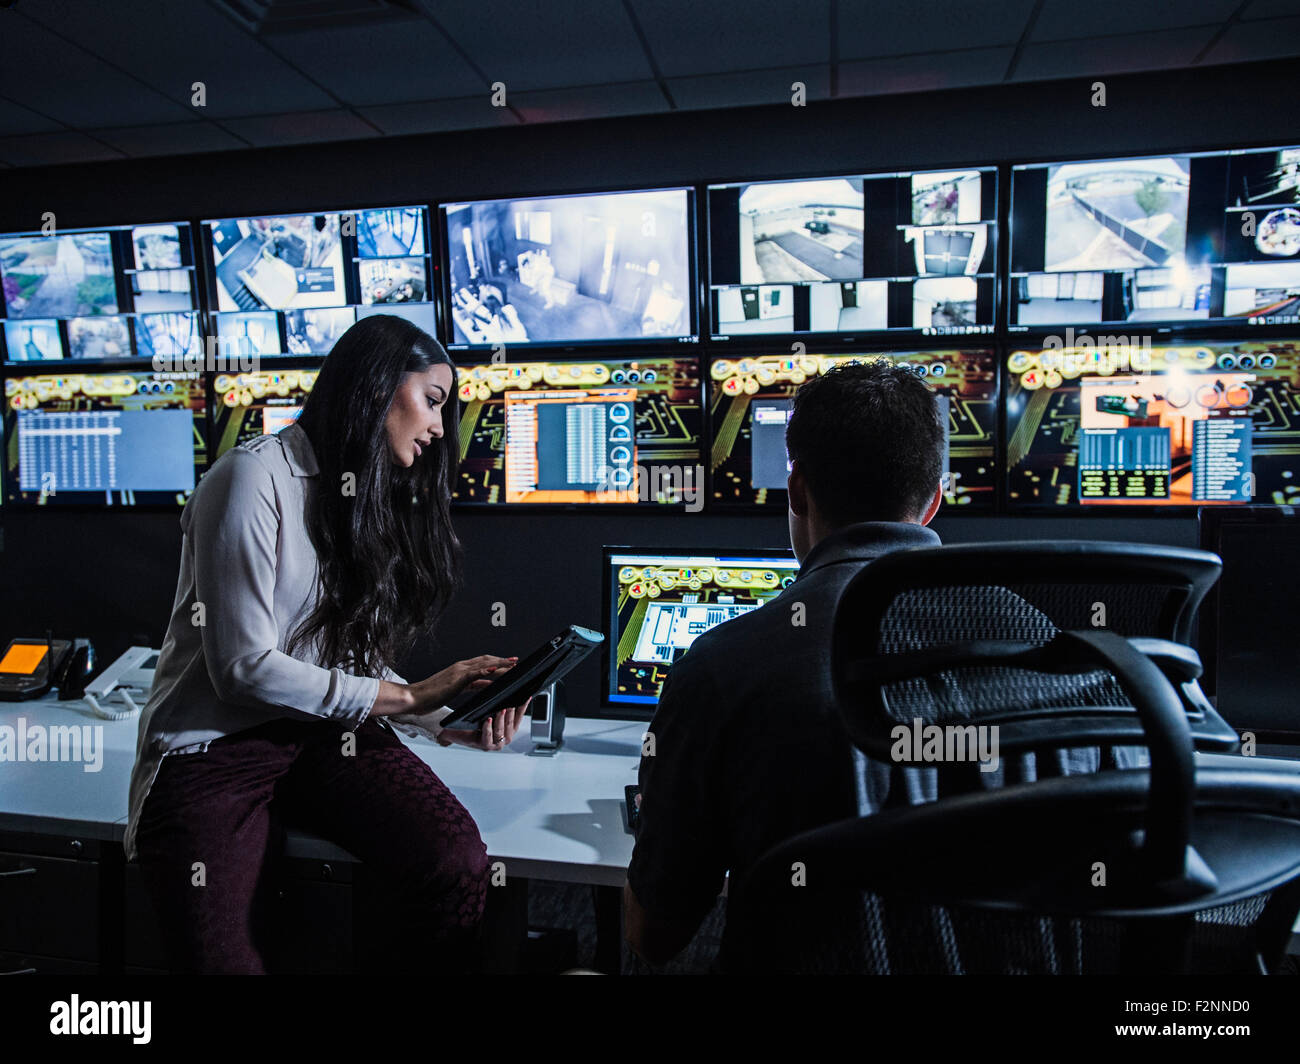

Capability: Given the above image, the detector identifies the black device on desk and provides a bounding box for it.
[0,637,76,700]
[441,625,604,730]
[625,785,642,835]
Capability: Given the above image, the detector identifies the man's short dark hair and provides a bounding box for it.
[785,359,944,524]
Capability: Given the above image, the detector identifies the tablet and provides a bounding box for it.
[439,625,605,729]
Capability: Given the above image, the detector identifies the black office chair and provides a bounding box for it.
[740,542,1300,974]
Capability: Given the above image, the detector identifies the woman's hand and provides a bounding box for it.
[437,699,532,751]
[370,655,518,718]
[404,654,519,713]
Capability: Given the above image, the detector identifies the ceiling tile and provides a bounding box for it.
[629,0,829,77]
[358,97,521,135]
[840,46,1015,96]
[266,21,485,105]
[0,14,195,128]
[667,66,830,110]
[1033,0,1240,41]
[17,0,340,118]
[0,131,125,169]
[839,0,1036,59]
[1202,15,1300,62]
[510,81,668,124]
[218,109,382,147]
[0,97,66,137]
[1012,26,1217,80]
[1241,0,1300,18]
[95,121,248,159]
[429,0,653,90]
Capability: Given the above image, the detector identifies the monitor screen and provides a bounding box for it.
[453,356,702,506]
[707,167,998,341]
[708,350,997,509]
[1010,144,1300,332]
[202,206,435,360]
[3,369,206,505]
[440,188,694,349]
[1006,338,1300,507]
[0,222,198,364]
[603,548,800,707]
[211,367,318,458]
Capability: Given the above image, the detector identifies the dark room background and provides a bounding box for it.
[1,57,1289,716]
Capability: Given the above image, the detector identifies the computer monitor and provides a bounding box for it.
[1199,507,1300,740]
[1006,338,1300,508]
[440,187,695,349]
[708,349,996,509]
[0,222,199,364]
[707,167,998,341]
[201,206,435,360]
[3,369,206,506]
[602,547,800,710]
[210,366,318,458]
[1010,144,1300,333]
[452,355,702,507]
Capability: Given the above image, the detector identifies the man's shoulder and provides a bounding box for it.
[672,563,856,677]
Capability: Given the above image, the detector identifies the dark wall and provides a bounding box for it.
[2,58,1287,715]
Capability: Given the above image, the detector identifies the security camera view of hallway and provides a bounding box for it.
[1045,158,1190,272]
[0,233,117,319]
[738,179,863,284]
[444,190,691,346]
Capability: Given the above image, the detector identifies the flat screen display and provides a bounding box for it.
[603,548,799,706]
[1010,145,1300,332]
[202,206,435,360]
[0,222,199,364]
[707,168,998,341]
[1005,338,1300,507]
[441,188,694,349]
[708,349,998,509]
[3,369,206,506]
[452,356,702,506]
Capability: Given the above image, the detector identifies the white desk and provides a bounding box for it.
[4,699,1300,950]
[0,697,644,886]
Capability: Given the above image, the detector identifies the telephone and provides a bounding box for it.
[0,637,92,702]
[80,646,159,721]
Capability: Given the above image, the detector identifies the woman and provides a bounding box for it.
[125,314,526,974]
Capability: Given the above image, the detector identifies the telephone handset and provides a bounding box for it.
[81,646,159,721]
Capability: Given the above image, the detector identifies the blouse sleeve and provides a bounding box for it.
[188,448,379,726]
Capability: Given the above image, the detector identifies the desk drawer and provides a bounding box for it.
[123,858,355,973]
[0,850,100,961]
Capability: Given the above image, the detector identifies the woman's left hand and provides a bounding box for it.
[436,699,532,751]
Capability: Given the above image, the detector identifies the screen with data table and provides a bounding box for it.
[452,357,702,506]
[3,370,205,505]
[1005,338,1300,507]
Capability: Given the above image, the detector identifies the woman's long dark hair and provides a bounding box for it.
[287,314,462,676]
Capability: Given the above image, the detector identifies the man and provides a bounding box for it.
[624,359,946,969]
